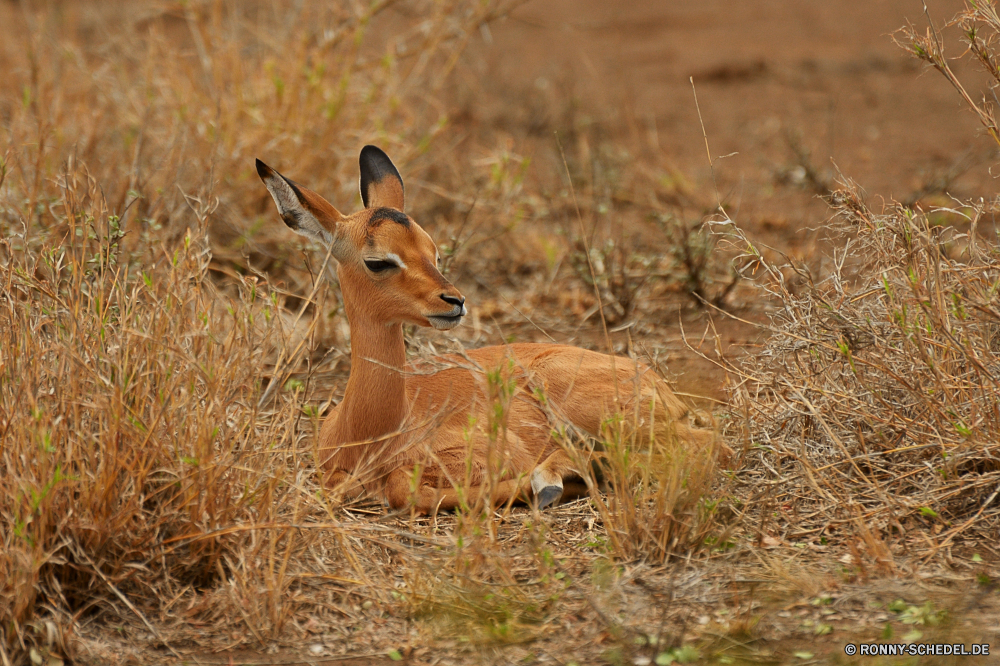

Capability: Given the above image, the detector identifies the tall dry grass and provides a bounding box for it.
[724,184,1000,564]
[0,2,732,662]
[0,172,329,653]
[0,0,515,660]
[711,1,1000,572]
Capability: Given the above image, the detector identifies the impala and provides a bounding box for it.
[256,146,719,513]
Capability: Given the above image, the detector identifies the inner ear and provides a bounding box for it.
[256,158,344,248]
[359,145,405,211]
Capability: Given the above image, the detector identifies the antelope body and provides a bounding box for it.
[256,146,718,513]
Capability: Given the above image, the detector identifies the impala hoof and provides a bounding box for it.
[535,485,563,509]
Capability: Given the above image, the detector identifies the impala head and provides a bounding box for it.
[256,146,466,330]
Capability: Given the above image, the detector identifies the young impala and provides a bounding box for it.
[256,146,719,513]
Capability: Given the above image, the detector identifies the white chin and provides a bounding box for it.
[428,316,462,330]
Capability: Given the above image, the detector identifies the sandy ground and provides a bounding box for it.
[479,0,993,222]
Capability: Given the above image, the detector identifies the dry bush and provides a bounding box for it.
[401,520,562,647]
[551,406,731,565]
[715,0,1000,567]
[725,183,1000,558]
[0,0,517,284]
[656,213,740,309]
[0,162,371,659]
[568,238,653,325]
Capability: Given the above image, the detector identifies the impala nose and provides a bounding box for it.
[440,294,465,308]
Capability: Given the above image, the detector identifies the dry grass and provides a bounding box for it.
[5,0,1000,663]
[896,1,1000,152]
[0,2,736,664]
[714,1,1000,572]
[723,183,1000,563]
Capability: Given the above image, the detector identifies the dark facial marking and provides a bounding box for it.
[368,207,410,228]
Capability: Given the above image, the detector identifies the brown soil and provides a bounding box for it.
[482,0,992,221]
[417,0,996,405]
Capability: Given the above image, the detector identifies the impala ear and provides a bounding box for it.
[256,159,345,251]
[359,145,404,211]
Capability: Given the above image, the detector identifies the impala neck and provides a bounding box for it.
[336,304,409,443]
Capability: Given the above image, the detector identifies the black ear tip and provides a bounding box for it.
[359,145,400,180]
[360,145,388,159]
[255,158,271,179]
[360,145,397,171]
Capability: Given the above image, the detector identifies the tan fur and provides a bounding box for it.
[256,147,721,513]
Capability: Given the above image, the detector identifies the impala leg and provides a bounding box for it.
[384,468,530,514]
[530,466,562,509]
[530,449,581,509]
[324,468,365,501]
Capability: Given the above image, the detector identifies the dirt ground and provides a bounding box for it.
[480,0,993,228]
[411,0,996,406]
[189,503,999,666]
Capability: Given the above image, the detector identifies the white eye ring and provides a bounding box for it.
[386,252,407,270]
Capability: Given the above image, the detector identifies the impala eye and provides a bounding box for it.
[364,258,399,273]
